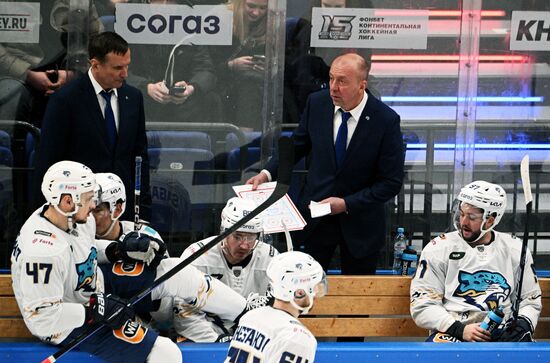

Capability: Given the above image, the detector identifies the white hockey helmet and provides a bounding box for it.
[41,160,97,217]
[267,251,327,314]
[220,197,263,234]
[96,172,126,220]
[454,180,507,242]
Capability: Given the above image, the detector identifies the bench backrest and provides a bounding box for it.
[0,274,548,339]
[300,275,550,338]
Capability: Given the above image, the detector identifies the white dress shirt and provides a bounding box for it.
[332,90,368,146]
[88,68,120,131]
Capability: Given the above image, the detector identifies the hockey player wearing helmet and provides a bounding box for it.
[11,161,182,362]
[93,172,166,267]
[92,173,251,349]
[226,251,326,363]
[411,181,541,343]
[176,197,279,342]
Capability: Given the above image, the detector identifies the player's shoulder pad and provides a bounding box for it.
[285,319,316,340]
[256,242,279,257]
[181,236,217,259]
[20,229,70,257]
[496,231,523,252]
[422,232,454,254]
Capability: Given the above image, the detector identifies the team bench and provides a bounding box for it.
[300,275,550,339]
[1,275,549,340]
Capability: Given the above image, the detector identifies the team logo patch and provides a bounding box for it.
[112,261,145,276]
[113,320,148,344]
[75,247,97,292]
[449,252,465,260]
[453,270,511,310]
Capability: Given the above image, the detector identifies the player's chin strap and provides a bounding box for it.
[463,222,495,245]
[96,214,121,239]
[290,295,315,315]
[53,204,78,232]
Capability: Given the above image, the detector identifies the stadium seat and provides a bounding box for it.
[147,131,216,234]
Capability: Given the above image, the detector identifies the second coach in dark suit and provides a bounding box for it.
[34,32,151,221]
[248,53,404,274]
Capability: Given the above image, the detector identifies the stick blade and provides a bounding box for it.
[520,155,533,205]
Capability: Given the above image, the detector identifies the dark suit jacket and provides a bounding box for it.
[34,73,151,220]
[267,89,404,258]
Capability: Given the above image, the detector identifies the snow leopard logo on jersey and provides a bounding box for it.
[453,270,511,310]
[75,247,97,292]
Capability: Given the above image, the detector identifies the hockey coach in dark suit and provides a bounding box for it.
[34,32,151,221]
[247,53,404,274]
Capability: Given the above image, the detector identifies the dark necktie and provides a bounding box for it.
[335,109,351,168]
[100,90,117,150]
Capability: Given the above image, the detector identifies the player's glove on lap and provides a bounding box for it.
[86,293,135,329]
[495,317,535,342]
[107,231,167,266]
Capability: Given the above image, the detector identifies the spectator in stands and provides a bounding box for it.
[284,0,375,124]
[247,53,404,275]
[33,31,152,222]
[0,0,103,125]
[213,0,268,130]
[410,181,542,342]
[176,197,278,342]
[126,0,221,125]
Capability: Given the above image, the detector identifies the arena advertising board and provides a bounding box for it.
[0,1,39,43]
[510,11,550,51]
[114,3,232,45]
[310,7,428,49]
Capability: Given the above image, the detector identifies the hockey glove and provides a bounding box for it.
[495,317,535,342]
[108,231,167,266]
[86,293,135,330]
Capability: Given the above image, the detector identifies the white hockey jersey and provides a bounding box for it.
[175,237,278,342]
[225,306,317,363]
[182,237,278,296]
[11,206,101,344]
[410,231,542,334]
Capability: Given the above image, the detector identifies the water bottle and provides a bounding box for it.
[401,247,418,276]
[480,306,504,333]
[392,227,407,274]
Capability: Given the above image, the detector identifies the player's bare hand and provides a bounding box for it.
[318,197,347,215]
[147,81,171,104]
[462,323,492,342]
[246,172,269,191]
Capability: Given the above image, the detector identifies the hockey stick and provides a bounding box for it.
[281,220,293,251]
[512,154,533,323]
[134,156,142,232]
[42,136,294,363]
